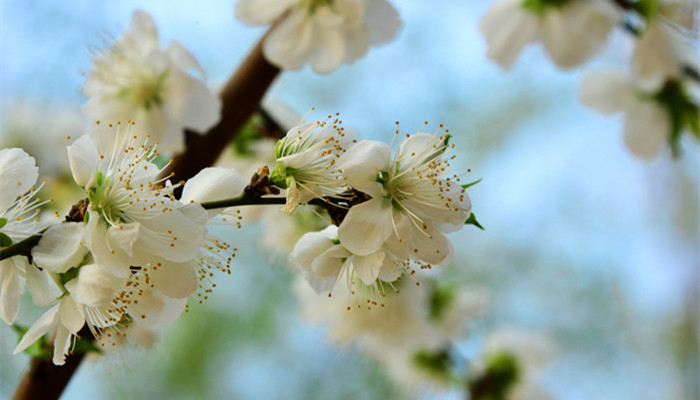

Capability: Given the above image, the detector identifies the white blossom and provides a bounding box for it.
[632,0,698,79]
[0,148,58,324]
[67,123,208,279]
[83,10,221,154]
[338,131,470,265]
[235,0,401,73]
[271,114,355,214]
[480,0,621,69]
[579,69,672,159]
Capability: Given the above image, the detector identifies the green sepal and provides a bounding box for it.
[522,0,572,14]
[630,0,661,21]
[96,171,104,187]
[653,80,699,158]
[461,177,482,190]
[428,283,457,321]
[465,213,484,230]
[59,267,81,286]
[13,324,51,360]
[0,217,7,229]
[73,337,102,355]
[469,351,521,400]
[0,232,13,247]
[269,163,289,189]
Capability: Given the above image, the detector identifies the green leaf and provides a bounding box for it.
[13,324,51,360]
[685,101,699,140]
[465,213,484,230]
[0,232,13,247]
[0,217,7,229]
[73,337,102,355]
[461,177,483,190]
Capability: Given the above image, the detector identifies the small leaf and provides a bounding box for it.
[0,217,7,229]
[0,232,13,247]
[465,213,484,230]
[461,178,483,190]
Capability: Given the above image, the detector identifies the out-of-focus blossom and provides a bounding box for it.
[579,69,698,159]
[480,0,621,69]
[235,0,401,73]
[83,10,221,154]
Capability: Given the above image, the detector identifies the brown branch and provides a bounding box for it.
[168,30,280,184]
[12,327,93,400]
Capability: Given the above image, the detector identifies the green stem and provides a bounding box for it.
[0,235,41,262]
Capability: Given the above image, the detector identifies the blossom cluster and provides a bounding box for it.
[480,0,699,159]
[1,124,244,365]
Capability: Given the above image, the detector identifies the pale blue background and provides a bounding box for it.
[1,1,698,399]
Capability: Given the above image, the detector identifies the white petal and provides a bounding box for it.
[14,304,59,355]
[623,100,670,159]
[479,0,538,70]
[338,197,394,256]
[365,0,401,45]
[340,140,391,197]
[235,0,296,25]
[291,225,338,273]
[539,1,620,68]
[633,23,687,79]
[578,69,634,115]
[108,222,141,257]
[351,250,385,285]
[125,10,159,53]
[161,69,222,133]
[67,135,99,188]
[129,288,186,329]
[52,325,72,366]
[0,259,22,324]
[311,245,351,278]
[58,295,85,333]
[263,10,316,70]
[147,260,198,299]
[64,264,125,307]
[309,23,347,74]
[410,226,452,265]
[0,148,38,210]
[166,40,206,78]
[25,262,62,307]
[181,167,246,204]
[31,223,89,273]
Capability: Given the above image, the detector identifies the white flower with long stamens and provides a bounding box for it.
[83,10,221,154]
[337,128,471,277]
[0,148,58,325]
[480,0,621,70]
[67,122,208,279]
[271,114,355,214]
[235,0,401,73]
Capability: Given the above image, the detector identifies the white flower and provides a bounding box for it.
[478,330,555,400]
[0,148,58,324]
[579,69,673,159]
[67,123,208,278]
[271,115,355,214]
[235,0,401,73]
[338,132,470,263]
[480,0,621,69]
[83,10,221,154]
[632,0,698,79]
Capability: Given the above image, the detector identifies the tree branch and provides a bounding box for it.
[167,30,280,184]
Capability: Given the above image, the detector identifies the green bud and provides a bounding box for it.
[270,162,289,189]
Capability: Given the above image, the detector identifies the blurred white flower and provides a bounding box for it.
[67,123,208,278]
[271,114,355,214]
[632,0,698,79]
[83,10,221,154]
[338,132,470,263]
[472,330,555,400]
[579,69,672,159]
[0,148,58,324]
[235,0,401,73]
[480,0,621,69]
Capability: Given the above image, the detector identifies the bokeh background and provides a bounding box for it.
[1,1,698,399]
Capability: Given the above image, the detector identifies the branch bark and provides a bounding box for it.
[167,30,280,184]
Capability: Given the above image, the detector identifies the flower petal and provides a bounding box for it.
[147,260,198,299]
[623,100,670,159]
[338,197,394,256]
[67,135,99,188]
[351,249,385,285]
[180,167,246,204]
[0,148,38,210]
[64,264,125,307]
[14,304,59,355]
[31,222,89,273]
[0,259,22,324]
[480,0,538,70]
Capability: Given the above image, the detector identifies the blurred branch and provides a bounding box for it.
[167,29,280,184]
